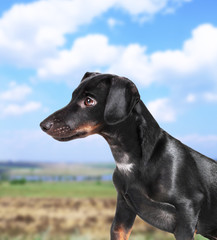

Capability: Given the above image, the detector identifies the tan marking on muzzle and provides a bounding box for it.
[75,124,101,135]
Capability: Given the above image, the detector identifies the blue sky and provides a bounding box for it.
[0,0,217,162]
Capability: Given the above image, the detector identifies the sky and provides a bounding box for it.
[0,0,217,163]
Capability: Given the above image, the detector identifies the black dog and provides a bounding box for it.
[40,72,217,240]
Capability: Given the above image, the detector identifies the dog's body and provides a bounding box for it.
[40,72,217,240]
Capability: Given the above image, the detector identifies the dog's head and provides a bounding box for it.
[40,72,140,141]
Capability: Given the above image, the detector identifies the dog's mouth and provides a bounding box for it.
[40,122,100,142]
[53,131,88,142]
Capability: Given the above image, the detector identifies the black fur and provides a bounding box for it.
[40,72,217,240]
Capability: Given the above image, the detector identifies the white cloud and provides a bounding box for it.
[37,35,154,86]
[116,0,168,16]
[109,44,153,86]
[203,92,217,102]
[0,0,191,67]
[38,34,121,82]
[115,0,192,21]
[0,0,115,66]
[185,92,217,103]
[111,24,217,86]
[36,23,217,91]
[0,83,41,118]
[186,93,196,103]
[1,101,41,117]
[146,98,176,122]
[0,82,32,101]
[107,18,123,28]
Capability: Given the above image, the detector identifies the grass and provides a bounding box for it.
[0,181,116,198]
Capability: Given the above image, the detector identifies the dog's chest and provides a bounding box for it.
[110,145,135,175]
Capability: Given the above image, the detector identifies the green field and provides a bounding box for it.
[0,181,116,198]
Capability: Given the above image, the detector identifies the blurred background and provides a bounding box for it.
[0,0,217,239]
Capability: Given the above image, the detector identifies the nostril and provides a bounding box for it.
[40,121,53,132]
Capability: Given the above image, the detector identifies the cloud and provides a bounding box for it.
[0,0,115,66]
[111,24,217,87]
[32,23,217,124]
[115,0,192,21]
[116,0,167,17]
[0,82,41,118]
[109,44,153,86]
[0,0,191,67]
[35,23,217,90]
[0,82,32,101]
[203,92,217,102]
[186,93,197,103]
[1,102,41,117]
[37,34,121,83]
[185,91,217,104]
[107,18,123,28]
[37,35,154,86]
[146,98,176,122]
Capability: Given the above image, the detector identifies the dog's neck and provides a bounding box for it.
[135,101,162,165]
[101,114,142,174]
[100,101,162,174]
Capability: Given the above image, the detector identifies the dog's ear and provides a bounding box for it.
[81,72,100,82]
[104,76,140,125]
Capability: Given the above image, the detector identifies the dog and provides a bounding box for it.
[40,72,217,240]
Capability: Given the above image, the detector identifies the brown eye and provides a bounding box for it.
[84,97,96,107]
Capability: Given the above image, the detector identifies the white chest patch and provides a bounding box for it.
[116,162,134,174]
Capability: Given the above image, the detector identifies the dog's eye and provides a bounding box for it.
[84,97,96,107]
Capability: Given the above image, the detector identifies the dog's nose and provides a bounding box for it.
[40,120,53,132]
